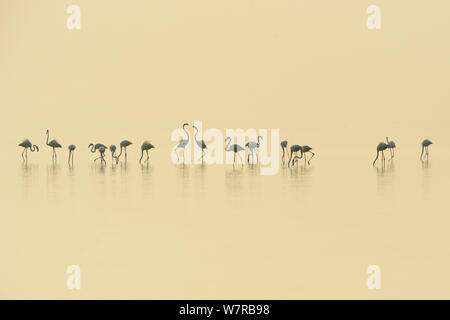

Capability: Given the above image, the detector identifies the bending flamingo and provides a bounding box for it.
[373,142,388,166]
[139,141,155,164]
[18,139,39,162]
[68,144,76,165]
[420,139,432,160]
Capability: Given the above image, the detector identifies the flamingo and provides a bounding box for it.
[45,129,62,161]
[287,144,301,167]
[139,141,155,164]
[280,140,289,164]
[88,143,108,164]
[68,144,76,165]
[18,139,39,161]
[225,137,245,166]
[373,142,388,166]
[292,145,315,166]
[192,125,207,163]
[420,139,433,160]
[174,123,190,163]
[116,140,133,162]
[386,137,396,160]
[245,136,262,164]
[109,145,118,163]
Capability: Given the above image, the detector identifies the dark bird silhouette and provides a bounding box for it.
[373,142,388,166]
[292,145,315,166]
[386,137,396,160]
[287,144,301,167]
[68,144,76,165]
[280,140,289,164]
[139,141,155,164]
[174,123,190,163]
[18,139,39,161]
[88,143,107,164]
[225,137,245,166]
[246,136,262,164]
[46,129,62,161]
[116,140,133,163]
[420,139,432,161]
[193,125,207,163]
[109,145,118,163]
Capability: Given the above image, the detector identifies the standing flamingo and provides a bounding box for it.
[45,129,62,161]
[116,140,133,163]
[68,144,76,165]
[88,143,108,164]
[139,141,155,164]
[420,139,433,160]
[245,136,262,164]
[18,139,39,161]
[174,123,190,163]
[225,137,245,166]
[280,140,289,164]
[193,125,207,163]
[373,142,388,166]
[287,144,301,167]
[386,137,396,160]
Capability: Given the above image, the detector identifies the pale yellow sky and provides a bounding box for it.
[0,0,449,146]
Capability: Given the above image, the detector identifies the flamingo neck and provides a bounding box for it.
[225,138,231,151]
[183,124,190,142]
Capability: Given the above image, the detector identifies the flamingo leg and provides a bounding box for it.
[281,148,285,164]
[146,150,149,163]
[373,151,379,166]
[233,152,236,167]
[237,152,244,165]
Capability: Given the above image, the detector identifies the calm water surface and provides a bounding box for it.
[2,131,450,299]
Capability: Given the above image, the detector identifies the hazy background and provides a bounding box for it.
[0,0,449,299]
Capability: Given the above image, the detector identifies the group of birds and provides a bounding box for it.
[280,141,315,167]
[173,123,314,167]
[372,137,433,166]
[18,130,155,165]
[18,127,434,169]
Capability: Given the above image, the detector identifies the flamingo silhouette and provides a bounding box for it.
[139,141,155,164]
[287,144,301,167]
[246,136,262,164]
[225,137,245,166]
[373,142,388,166]
[88,143,107,164]
[109,145,118,163]
[116,140,133,162]
[386,137,396,160]
[46,129,62,161]
[280,140,289,164]
[420,139,433,161]
[18,139,39,161]
[68,144,76,165]
[292,145,315,166]
[174,123,190,163]
[193,125,207,163]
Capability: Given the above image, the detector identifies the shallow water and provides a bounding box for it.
[2,126,450,299]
